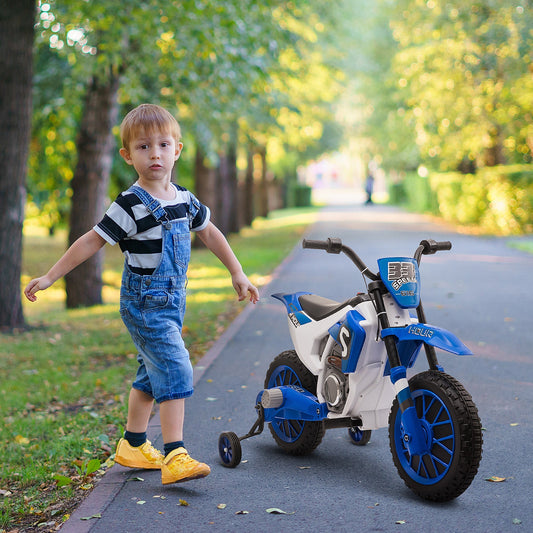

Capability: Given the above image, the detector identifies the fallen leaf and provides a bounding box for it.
[81,514,102,521]
[205,397,218,402]
[126,477,144,482]
[510,423,519,427]
[485,476,506,482]
[15,435,30,445]
[179,499,189,506]
[207,379,213,383]
[396,520,406,525]
[298,466,311,470]
[512,518,522,525]
[137,501,146,505]
[235,510,249,515]
[266,508,295,515]
[217,504,227,509]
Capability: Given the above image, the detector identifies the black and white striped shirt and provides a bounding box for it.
[94,183,210,275]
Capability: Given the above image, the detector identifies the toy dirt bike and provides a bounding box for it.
[218,238,483,502]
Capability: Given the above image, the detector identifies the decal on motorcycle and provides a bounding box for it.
[339,325,351,359]
[407,325,434,338]
[388,261,416,290]
[288,311,311,327]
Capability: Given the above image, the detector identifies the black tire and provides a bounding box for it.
[389,370,483,502]
[264,350,325,455]
[218,432,242,468]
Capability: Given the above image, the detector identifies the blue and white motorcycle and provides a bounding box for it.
[219,238,483,502]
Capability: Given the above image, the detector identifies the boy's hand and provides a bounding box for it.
[24,276,52,302]
[232,272,259,304]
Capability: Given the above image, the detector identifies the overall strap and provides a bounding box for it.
[188,195,201,229]
[129,185,171,229]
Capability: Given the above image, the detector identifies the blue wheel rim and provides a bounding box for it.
[394,388,455,485]
[219,435,234,464]
[267,364,305,443]
[349,427,364,442]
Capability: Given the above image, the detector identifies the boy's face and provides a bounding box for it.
[119,128,183,186]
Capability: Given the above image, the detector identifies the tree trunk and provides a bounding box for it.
[193,145,217,248]
[0,1,36,330]
[484,125,506,167]
[258,146,269,218]
[65,73,120,308]
[243,146,255,227]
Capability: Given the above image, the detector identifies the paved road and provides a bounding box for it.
[63,204,533,533]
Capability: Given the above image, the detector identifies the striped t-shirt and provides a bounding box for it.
[94,183,210,275]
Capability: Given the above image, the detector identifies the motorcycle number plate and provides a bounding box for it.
[378,257,420,309]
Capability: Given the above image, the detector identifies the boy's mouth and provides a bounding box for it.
[150,164,162,169]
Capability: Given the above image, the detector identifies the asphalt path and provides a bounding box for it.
[62,203,533,533]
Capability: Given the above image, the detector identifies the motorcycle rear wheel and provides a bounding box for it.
[265,350,325,455]
[389,370,483,502]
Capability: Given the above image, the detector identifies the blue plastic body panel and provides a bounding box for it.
[382,323,472,355]
[378,257,421,309]
[272,292,312,326]
[257,386,329,422]
[328,310,367,373]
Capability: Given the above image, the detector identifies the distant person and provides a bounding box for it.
[24,104,259,485]
[365,173,375,204]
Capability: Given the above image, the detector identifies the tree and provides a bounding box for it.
[0,1,37,329]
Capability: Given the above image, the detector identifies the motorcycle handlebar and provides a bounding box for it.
[302,237,343,254]
[420,239,452,254]
[302,238,380,280]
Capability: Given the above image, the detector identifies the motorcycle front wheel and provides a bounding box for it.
[264,350,325,455]
[389,370,483,502]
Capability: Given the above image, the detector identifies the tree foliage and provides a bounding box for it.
[343,0,533,172]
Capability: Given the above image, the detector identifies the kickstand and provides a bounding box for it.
[239,403,265,442]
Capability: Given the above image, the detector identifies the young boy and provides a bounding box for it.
[24,103,259,484]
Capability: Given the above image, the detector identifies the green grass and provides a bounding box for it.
[508,239,533,255]
[1,207,318,531]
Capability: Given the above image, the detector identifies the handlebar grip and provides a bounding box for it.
[302,237,343,254]
[420,239,452,254]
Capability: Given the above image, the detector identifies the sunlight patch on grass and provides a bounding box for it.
[187,292,233,304]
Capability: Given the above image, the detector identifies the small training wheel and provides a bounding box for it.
[218,432,242,468]
[348,427,371,446]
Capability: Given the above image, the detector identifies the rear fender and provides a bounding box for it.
[272,292,312,326]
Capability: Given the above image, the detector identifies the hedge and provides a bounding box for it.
[388,165,533,235]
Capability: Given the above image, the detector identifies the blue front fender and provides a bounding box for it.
[381,323,472,355]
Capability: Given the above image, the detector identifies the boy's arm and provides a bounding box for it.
[24,229,107,302]
[196,222,259,303]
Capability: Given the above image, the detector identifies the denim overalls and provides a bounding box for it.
[119,185,199,403]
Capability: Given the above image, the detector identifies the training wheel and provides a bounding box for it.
[348,427,372,446]
[218,431,242,468]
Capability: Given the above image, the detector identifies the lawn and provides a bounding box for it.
[0,207,318,532]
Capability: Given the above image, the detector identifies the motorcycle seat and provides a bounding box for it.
[298,294,369,321]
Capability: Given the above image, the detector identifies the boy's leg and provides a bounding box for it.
[126,388,155,432]
[114,388,164,469]
[159,398,210,484]
[159,398,185,444]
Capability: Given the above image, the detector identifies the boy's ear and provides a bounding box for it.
[119,147,133,165]
[175,142,184,161]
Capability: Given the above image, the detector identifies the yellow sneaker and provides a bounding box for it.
[161,447,211,484]
[114,438,164,469]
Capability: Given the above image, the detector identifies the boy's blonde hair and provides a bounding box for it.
[120,104,182,150]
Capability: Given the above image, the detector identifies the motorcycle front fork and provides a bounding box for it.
[369,281,435,456]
